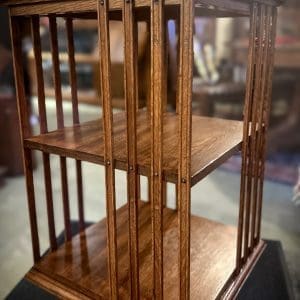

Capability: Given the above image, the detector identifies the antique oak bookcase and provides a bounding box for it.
[3,0,282,298]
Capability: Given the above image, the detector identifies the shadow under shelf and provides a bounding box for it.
[24,110,243,186]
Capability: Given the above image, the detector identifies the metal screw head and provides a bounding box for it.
[181,178,187,184]
[106,160,111,166]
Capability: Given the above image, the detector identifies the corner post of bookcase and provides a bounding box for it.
[177,1,194,299]
[9,12,41,263]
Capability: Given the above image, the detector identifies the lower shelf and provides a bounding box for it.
[27,201,239,299]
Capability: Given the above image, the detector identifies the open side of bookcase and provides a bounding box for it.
[4,0,281,298]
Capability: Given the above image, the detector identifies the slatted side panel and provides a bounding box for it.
[9,15,41,263]
[123,1,140,298]
[236,3,278,271]
[150,0,165,298]
[65,17,85,232]
[49,16,72,242]
[177,1,194,299]
[256,6,277,241]
[31,15,57,251]
[97,1,119,299]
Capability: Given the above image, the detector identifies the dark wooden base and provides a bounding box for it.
[25,200,265,299]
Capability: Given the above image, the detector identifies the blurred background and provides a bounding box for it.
[0,0,299,299]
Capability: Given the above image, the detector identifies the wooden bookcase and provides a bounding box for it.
[3,0,282,299]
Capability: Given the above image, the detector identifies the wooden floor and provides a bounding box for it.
[24,110,243,185]
[27,201,237,299]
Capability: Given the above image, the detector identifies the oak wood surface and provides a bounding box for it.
[27,201,237,300]
[24,111,243,186]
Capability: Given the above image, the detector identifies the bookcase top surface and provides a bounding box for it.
[1,0,284,8]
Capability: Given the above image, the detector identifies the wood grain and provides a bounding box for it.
[24,111,243,186]
[10,15,41,262]
[66,17,85,232]
[177,0,194,297]
[6,0,252,18]
[31,15,57,251]
[150,0,164,298]
[49,15,72,242]
[98,0,119,298]
[28,201,237,300]
[123,0,140,298]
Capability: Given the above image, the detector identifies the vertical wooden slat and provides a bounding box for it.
[243,4,265,259]
[250,5,271,250]
[236,2,258,271]
[66,17,85,232]
[256,7,277,242]
[31,15,57,252]
[123,0,140,298]
[49,15,72,242]
[9,15,40,262]
[150,0,165,298]
[177,1,194,299]
[97,1,119,299]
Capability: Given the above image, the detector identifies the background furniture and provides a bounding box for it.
[3,0,282,299]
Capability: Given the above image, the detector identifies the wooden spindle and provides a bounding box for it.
[123,0,140,298]
[97,1,119,298]
[177,1,194,299]
[66,17,85,232]
[243,4,265,259]
[256,7,277,242]
[49,15,72,242]
[150,0,165,298]
[10,15,40,262]
[236,2,258,271]
[250,5,270,250]
[31,15,57,252]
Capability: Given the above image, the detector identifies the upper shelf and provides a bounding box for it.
[24,110,243,186]
[4,0,284,18]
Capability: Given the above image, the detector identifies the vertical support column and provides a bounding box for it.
[236,3,278,271]
[177,1,194,299]
[256,7,277,242]
[66,17,85,232]
[9,15,40,263]
[123,0,140,298]
[236,3,258,271]
[243,4,265,259]
[98,1,119,299]
[49,15,72,242]
[150,0,164,298]
[250,5,271,250]
[31,15,57,251]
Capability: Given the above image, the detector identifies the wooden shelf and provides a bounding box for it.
[24,110,243,185]
[27,200,237,299]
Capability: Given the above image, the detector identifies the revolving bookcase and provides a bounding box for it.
[3,0,282,299]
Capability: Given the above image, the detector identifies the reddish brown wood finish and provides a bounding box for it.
[236,2,278,272]
[98,0,119,298]
[65,17,85,232]
[123,0,140,298]
[150,0,165,298]
[10,15,40,262]
[27,201,238,300]
[31,15,57,252]
[6,0,281,299]
[49,16,72,242]
[24,112,244,186]
[177,1,194,298]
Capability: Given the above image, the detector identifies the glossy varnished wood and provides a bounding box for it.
[24,111,243,186]
[27,201,237,300]
[6,0,252,19]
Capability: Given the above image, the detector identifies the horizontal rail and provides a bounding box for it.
[8,0,253,16]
